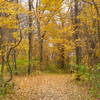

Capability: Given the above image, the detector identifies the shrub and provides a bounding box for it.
[89,63,100,99]
[43,64,65,74]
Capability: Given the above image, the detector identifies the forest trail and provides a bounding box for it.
[6,74,91,100]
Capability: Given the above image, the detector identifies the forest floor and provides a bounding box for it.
[2,74,93,100]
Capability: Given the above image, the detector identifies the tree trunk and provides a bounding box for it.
[40,38,44,64]
[74,0,82,65]
[36,0,44,69]
[59,45,65,69]
[0,28,5,73]
[37,19,44,69]
[12,49,17,71]
[28,0,33,74]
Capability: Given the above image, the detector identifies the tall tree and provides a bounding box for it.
[73,0,82,65]
[28,0,33,74]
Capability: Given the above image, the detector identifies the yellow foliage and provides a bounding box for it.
[0,0,26,29]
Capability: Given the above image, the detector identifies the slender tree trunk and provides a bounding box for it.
[37,19,44,69]
[40,38,44,64]
[1,50,5,73]
[91,0,100,45]
[59,46,65,68]
[28,0,33,74]
[74,0,82,65]
[0,28,5,73]
[12,49,17,70]
[36,0,44,69]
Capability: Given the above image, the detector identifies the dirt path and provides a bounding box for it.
[5,74,91,100]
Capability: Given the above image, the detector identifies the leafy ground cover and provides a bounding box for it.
[0,74,93,100]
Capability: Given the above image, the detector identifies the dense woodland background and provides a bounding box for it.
[0,0,100,100]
